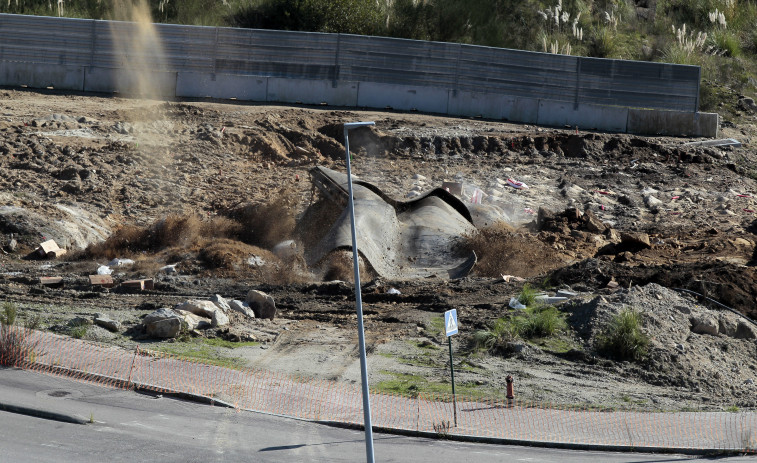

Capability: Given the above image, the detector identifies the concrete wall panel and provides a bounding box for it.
[0,62,83,91]
[84,67,176,97]
[267,78,358,107]
[537,100,628,132]
[357,82,448,114]
[176,72,267,100]
[627,109,719,138]
[447,91,538,123]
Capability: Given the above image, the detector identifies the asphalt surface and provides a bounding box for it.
[0,368,753,463]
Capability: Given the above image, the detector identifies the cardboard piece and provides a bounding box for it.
[89,274,115,287]
[121,279,154,291]
[38,239,60,257]
[39,276,63,287]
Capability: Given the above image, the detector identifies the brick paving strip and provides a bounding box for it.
[5,328,756,453]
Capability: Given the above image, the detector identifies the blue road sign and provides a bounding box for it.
[445,309,458,337]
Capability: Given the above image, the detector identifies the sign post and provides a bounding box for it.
[444,309,458,427]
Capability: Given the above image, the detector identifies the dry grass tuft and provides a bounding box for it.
[229,188,299,249]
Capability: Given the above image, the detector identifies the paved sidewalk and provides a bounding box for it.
[5,328,757,454]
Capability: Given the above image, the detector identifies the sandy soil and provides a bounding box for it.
[0,88,756,411]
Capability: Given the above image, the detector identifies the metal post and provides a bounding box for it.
[448,336,457,427]
[344,121,375,463]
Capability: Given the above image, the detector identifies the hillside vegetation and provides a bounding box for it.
[3,0,757,113]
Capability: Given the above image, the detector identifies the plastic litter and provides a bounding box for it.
[535,295,568,304]
[247,256,265,267]
[509,297,527,310]
[97,265,113,275]
[556,289,577,297]
[471,188,483,204]
[506,178,529,189]
[501,274,526,283]
[159,264,177,273]
[386,287,401,295]
[108,258,134,267]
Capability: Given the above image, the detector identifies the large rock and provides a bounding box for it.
[211,294,231,313]
[230,299,256,319]
[93,313,121,332]
[175,300,220,318]
[246,290,277,320]
[735,321,757,340]
[211,309,229,327]
[719,316,738,337]
[143,308,182,339]
[690,315,719,336]
[174,309,210,331]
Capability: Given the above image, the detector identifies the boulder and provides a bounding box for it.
[93,313,121,332]
[68,316,92,326]
[246,290,277,320]
[645,195,663,209]
[230,299,256,319]
[211,294,231,313]
[143,308,182,338]
[690,315,719,336]
[735,321,757,340]
[175,309,210,331]
[211,309,229,327]
[175,300,219,318]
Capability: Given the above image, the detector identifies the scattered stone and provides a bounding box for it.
[718,317,738,337]
[143,308,182,338]
[247,256,265,267]
[93,314,121,332]
[211,294,231,313]
[620,231,651,250]
[6,238,17,252]
[645,195,663,209]
[246,289,277,320]
[229,299,256,319]
[604,228,621,243]
[584,210,607,233]
[690,315,719,336]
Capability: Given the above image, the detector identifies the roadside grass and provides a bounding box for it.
[373,371,498,400]
[155,338,255,368]
[426,316,445,337]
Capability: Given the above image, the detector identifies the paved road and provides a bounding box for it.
[0,369,752,463]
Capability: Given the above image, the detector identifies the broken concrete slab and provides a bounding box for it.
[682,138,741,148]
[307,166,477,280]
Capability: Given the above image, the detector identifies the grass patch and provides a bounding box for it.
[157,339,248,369]
[597,308,650,362]
[473,304,567,355]
[203,337,260,349]
[69,324,88,339]
[373,371,496,399]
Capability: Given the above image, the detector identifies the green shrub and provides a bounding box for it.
[520,305,566,338]
[710,30,741,57]
[0,302,40,366]
[587,26,622,58]
[597,308,650,362]
[517,284,539,307]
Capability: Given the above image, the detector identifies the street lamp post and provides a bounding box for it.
[343,121,376,463]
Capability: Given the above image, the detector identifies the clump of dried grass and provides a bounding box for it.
[230,188,299,249]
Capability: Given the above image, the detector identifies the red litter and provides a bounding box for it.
[744,209,755,213]
[671,196,680,200]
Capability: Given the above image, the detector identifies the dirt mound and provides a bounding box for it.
[564,284,757,408]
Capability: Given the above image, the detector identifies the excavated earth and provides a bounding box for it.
[0,88,756,412]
